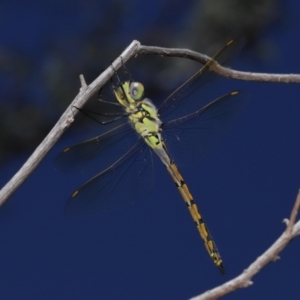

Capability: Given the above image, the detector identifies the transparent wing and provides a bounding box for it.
[65,141,154,218]
[162,90,249,167]
[78,100,126,124]
[54,122,139,174]
[158,39,244,122]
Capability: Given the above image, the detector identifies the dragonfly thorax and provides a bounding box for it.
[129,99,162,149]
[114,81,162,149]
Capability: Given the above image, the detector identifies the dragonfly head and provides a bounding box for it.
[114,81,144,107]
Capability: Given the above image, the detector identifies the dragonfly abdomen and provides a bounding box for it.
[154,144,225,274]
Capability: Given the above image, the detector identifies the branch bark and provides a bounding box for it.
[1,40,300,205]
[189,190,300,300]
[0,40,140,205]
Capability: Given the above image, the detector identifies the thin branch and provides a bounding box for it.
[190,191,300,300]
[286,189,300,235]
[139,45,300,83]
[79,74,87,89]
[0,40,141,206]
[2,40,300,206]
[211,64,300,83]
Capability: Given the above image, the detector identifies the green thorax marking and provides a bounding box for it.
[114,81,162,149]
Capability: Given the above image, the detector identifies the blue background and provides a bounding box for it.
[1,1,300,299]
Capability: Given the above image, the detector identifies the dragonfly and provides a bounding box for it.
[54,39,247,274]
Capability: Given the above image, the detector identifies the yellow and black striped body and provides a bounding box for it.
[163,151,224,274]
[114,80,224,274]
[153,142,224,274]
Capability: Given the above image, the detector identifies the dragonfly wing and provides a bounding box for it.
[158,39,245,122]
[162,90,249,167]
[54,122,139,174]
[65,141,154,218]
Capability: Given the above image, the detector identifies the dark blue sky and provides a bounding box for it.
[1,1,300,299]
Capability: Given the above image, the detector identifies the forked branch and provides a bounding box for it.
[190,190,300,300]
[1,40,300,205]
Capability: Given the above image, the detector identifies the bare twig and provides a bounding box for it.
[139,45,300,83]
[0,40,141,206]
[211,64,300,83]
[79,74,88,89]
[190,191,300,300]
[1,40,300,206]
[286,189,300,235]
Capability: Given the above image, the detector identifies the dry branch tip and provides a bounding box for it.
[286,189,300,235]
[272,255,280,262]
[283,218,289,226]
[79,74,87,89]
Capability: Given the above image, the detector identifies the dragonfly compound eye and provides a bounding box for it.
[130,82,144,101]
